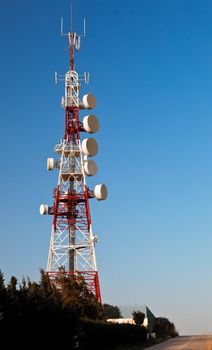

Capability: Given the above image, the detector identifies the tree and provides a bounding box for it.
[5,276,19,318]
[0,269,105,347]
[0,270,5,293]
[0,270,6,320]
[58,273,103,320]
[7,276,17,293]
[153,317,178,338]
[103,304,122,319]
[132,310,145,325]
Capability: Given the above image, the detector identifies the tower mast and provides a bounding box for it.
[40,18,107,303]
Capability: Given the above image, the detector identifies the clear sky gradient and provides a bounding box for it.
[1,0,212,335]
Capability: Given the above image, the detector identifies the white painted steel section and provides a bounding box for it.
[61,70,79,108]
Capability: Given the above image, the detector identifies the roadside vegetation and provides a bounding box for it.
[132,310,146,325]
[0,269,178,349]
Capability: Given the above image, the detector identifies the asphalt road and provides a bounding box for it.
[148,336,212,350]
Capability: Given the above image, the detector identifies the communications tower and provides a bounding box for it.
[39,19,107,303]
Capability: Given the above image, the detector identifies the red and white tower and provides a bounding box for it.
[39,20,107,303]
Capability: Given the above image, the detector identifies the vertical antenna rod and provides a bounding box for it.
[70,1,73,31]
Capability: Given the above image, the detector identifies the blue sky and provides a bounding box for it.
[1,0,212,335]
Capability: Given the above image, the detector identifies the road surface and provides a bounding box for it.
[148,336,212,349]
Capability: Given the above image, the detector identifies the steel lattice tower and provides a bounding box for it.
[39,21,107,303]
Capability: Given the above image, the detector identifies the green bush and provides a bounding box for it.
[153,317,178,338]
[79,319,147,349]
[103,303,122,319]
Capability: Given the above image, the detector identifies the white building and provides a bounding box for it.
[107,305,155,331]
[107,317,148,327]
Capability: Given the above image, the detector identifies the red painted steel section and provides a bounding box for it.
[53,186,60,229]
[94,271,102,304]
[84,185,92,231]
[48,271,101,303]
[70,33,75,71]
